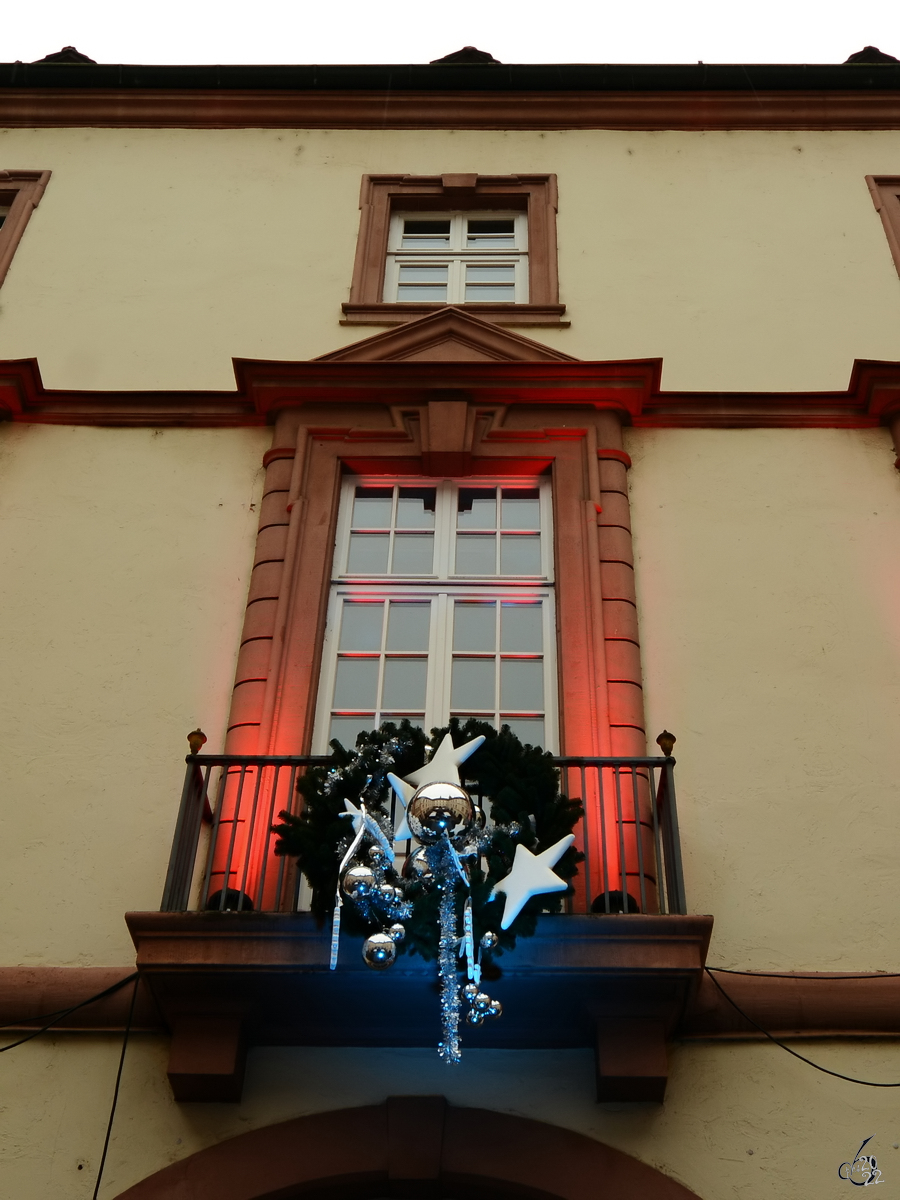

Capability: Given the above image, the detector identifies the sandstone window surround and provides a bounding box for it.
[866,175,900,280]
[342,173,567,327]
[0,170,51,289]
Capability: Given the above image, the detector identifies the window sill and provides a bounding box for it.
[341,302,569,328]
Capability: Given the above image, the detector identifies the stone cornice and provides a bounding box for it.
[5,88,900,129]
[2,354,900,429]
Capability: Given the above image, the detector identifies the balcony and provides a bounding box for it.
[126,752,712,1103]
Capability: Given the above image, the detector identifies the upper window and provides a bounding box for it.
[312,478,557,754]
[385,212,528,304]
[0,170,51,290]
[343,173,566,328]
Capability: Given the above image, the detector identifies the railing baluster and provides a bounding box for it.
[597,764,610,911]
[650,766,666,913]
[578,765,589,914]
[238,764,267,907]
[660,757,687,915]
[631,768,648,914]
[199,769,225,909]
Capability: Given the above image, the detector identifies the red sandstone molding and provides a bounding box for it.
[0,968,160,1031]
[0,169,51,289]
[345,174,563,326]
[6,89,900,130]
[3,964,899,1039]
[114,1100,703,1199]
[3,352,900,429]
[682,970,900,1038]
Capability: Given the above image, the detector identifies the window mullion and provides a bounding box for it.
[436,480,453,578]
[494,599,502,728]
[429,592,451,730]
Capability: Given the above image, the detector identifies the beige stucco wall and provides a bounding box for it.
[2,124,900,1200]
[1,127,900,390]
[2,1036,899,1199]
[0,422,269,964]
[628,424,900,971]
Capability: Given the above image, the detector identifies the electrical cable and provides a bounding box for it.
[707,966,900,980]
[704,967,900,1087]
[91,976,138,1200]
[0,972,139,1051]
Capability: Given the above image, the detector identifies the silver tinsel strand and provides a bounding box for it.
[436,879,462,1064]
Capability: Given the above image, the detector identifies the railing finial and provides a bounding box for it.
[656,730,676,757]
[187,728,208,755]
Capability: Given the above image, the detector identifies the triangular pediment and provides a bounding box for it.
[316,307,578,363]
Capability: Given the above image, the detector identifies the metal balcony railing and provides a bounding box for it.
[160,752,685,916]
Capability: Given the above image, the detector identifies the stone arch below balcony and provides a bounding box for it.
[113,1096,702,1200]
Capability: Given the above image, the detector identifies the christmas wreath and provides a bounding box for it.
[273,717,583,962]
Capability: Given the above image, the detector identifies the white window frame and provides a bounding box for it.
[383,211,529,304]
[311,476,557,754]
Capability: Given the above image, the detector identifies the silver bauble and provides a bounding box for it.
[362,931,397,970]
[378,881,396,899]
[402,846,433,881]
[487,999,503,1018]
[388,922,406,943]
[341,864,375,899]
[392,885,405,901]
[473,992,492,1014]
[473,805,487,829]
[368,844,386,865]
[462,982,479,1000]
[465,1009,485,1026]
[406,781,475,844]
[480,930,499,950]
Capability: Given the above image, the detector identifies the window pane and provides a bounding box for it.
[333,657,379,709]
[453,602,496,651]
[501,488,541,530]
[500,534,541,575]
[466,265,516,283]
[347,533,389,573]
[402,220,451,248]
[387,603,431,651]
[352,487,392,528]
[380,714,425,730]
[500,603,543,652]
[398,265,449,283]
[466,219,516,247]
[339,602,384,651]
[397,265,449,302]
[329,715,375,748]
[500,659,543,711]
[391,533,434,574]
[456,534,496,575]
[398,285,448,301]
[502,717,545,747]
[396,487,436,528]
[451,658,496,710]
[457,488,496,529]
[382,657,428,710]
[466,287,516,302]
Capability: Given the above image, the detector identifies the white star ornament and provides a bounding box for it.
[490,834,576,930]
[404,732,485,789]
[386,773,415,841]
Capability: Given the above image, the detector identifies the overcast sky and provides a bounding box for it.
[3,0,899,67]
